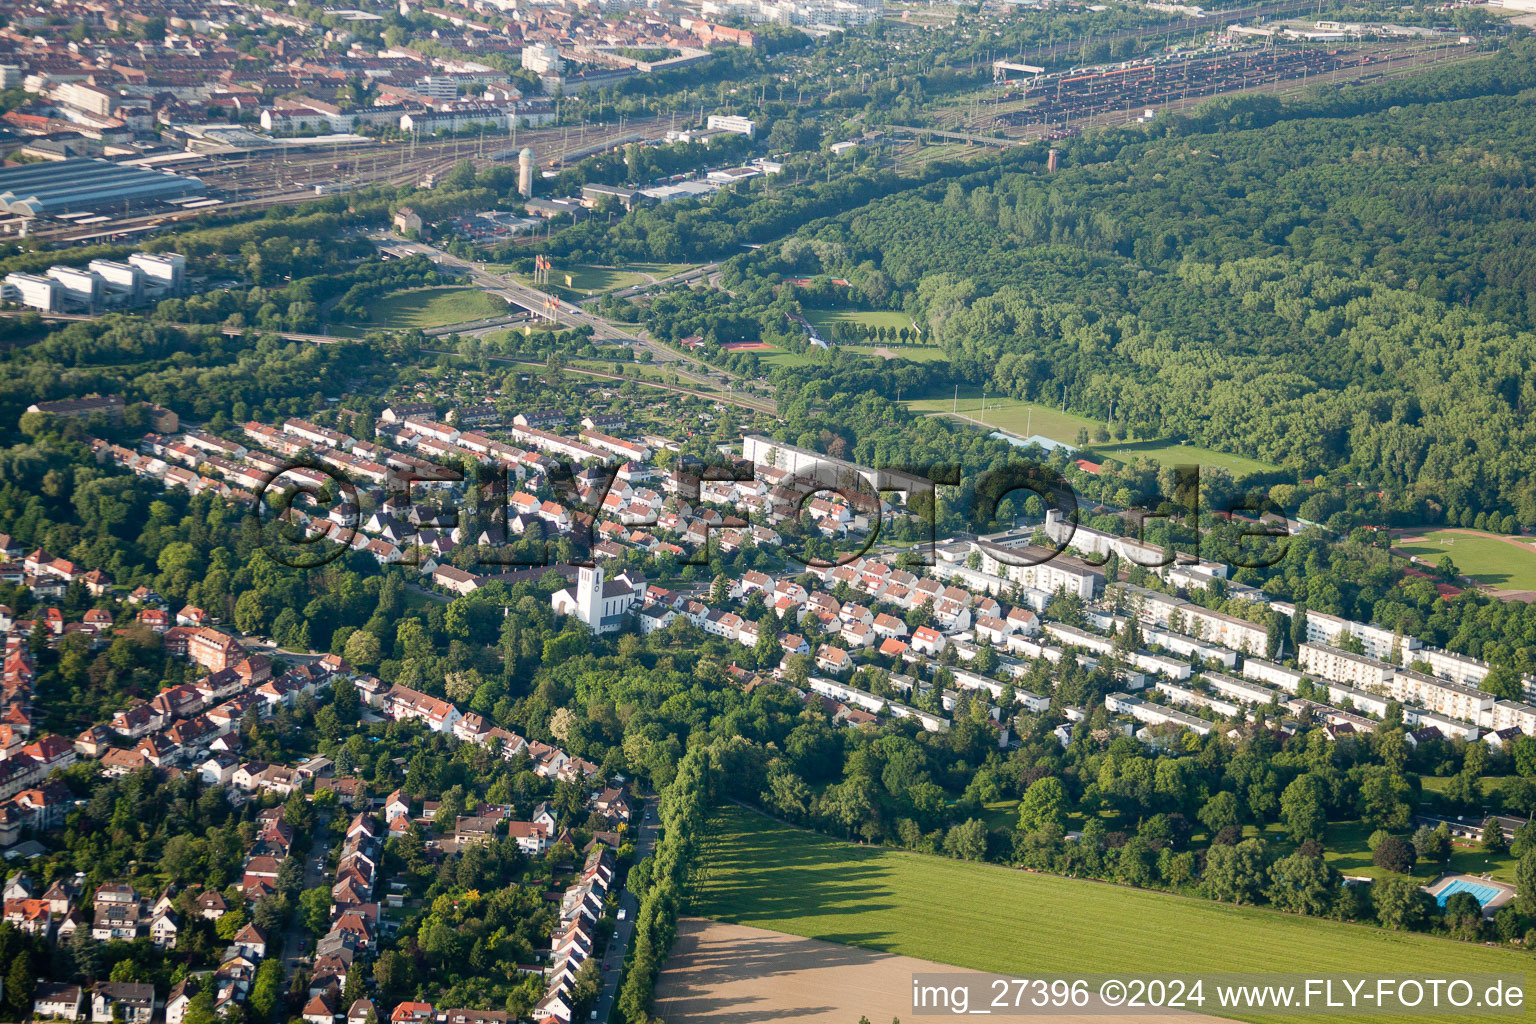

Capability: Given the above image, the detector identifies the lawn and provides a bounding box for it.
[803,307,915,333]
[756,346,820,369]
[1397,530,1536,591]
[692,805,1529,1023]
[550,265,646,293]
[360,287,509,329]
[1322,819,1520,884]
[1095,438,1278,476]
[901,394,1275,475]
[570,357,676,383]
[846,343,949,363]
[904,395,1098,446]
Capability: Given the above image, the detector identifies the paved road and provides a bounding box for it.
[605,262,721,300]
[377,239,732,385]
[591,799,661,1024]
[282,811,333,981]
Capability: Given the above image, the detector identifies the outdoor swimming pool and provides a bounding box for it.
[1435,878,1502,908]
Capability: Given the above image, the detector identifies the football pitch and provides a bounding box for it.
[902,395,1276,475]
[691,806,1529,1023]
[1396,529,1536,592]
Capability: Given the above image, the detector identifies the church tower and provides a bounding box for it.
[576,565,603,629]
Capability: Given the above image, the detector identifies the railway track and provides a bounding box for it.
[920,39,1481,140]
[33,116,670,243]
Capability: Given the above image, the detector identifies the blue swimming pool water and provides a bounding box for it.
[1435,879,1501,908]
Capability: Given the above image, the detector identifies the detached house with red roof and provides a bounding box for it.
[910,626,946,657]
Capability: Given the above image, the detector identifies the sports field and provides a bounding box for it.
[757,347,820,369]
[905,395,1097,446]
[691,805,1529,1023]
[1396,529,1536,591]
[902,395,1275,475]
[846,343,948,362]
[362,287,508,329]
[1094,438,1278,476]
[803,308,915,333]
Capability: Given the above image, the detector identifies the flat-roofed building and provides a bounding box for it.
[1105,691,1213,737]
[1298,642,1396,689]
[87,259,144,302]
[3,271,60,311]
[46,265,103,311]
[1389,668,1495,724]
[1203,671,1282,706]
[1324,681,1393,718]
[1155,680,1242,718]
[1242,657,1308,694]
[976,541,1103,600]
[1305,609,1418,663]
[128,253,185,292]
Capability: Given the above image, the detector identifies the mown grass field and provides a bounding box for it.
[756,342,947,367]
[691,805,1529,1023]
[1094,438,1278,476]
[756,346,820,369]
[361,287,508,329]
[904,395,1097,445]
[1321,819,1519,884]
[803,307,915,333]
[846,343,949,363]
[1397,530,1536,591]
[901,394,1275,475]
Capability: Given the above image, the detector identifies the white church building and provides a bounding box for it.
[551,565,647,633]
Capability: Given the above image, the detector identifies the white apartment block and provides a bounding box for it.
[1405,708,1480,742]
[1144,628,1238,669]
[1042,622,1114,656]
[1155,680,1242,718]
[1181,605,1269,656]
[1305,610,1419,663]
[1486,700,1536,736]
[1388,668,1495,724]
[1114,583,1267,655]
[975,541,1103,600]
[1129,651,1192,681]
[1241,657,1308,694]
[1043,509,1166,568]
[521,42,563,74]
[1400,644,1531,698]
[808,677,885,714]
[1105,691,1213,736]
[1203,671,1282,706]
[1297,642,1396,689]
[1324,682,1393,718]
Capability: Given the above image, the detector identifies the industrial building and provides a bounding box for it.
[705,115,756,139]
[0,158,205,219]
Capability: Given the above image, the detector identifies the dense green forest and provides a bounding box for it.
[676,43,1536,525]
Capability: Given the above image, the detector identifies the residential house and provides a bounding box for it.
[91,983,155,1024]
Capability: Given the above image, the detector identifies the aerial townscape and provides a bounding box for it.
[2,0,1536,1019]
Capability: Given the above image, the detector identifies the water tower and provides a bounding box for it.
[518,147,535,199]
